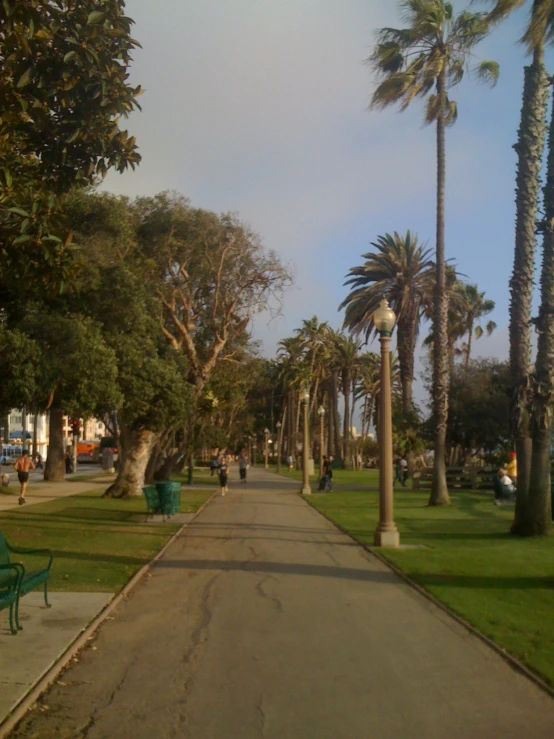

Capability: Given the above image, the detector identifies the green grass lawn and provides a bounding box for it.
[308,488,554,687]
[276,467,379,488]
[0,487,213,593]
[171,468,220,485]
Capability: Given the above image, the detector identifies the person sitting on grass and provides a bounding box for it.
[494,468,516,506]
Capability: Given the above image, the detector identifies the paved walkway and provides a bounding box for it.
[8,468,554,738]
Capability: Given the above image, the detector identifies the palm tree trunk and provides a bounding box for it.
[510,46,550,534]
[430,69,450,506]
[524,82,554,536]
[397,313,415,413]
[327,384,334,457]
[343,373,351,468]
[331,371,341,460]
[464,319,474,375]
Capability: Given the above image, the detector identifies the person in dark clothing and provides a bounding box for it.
[321,456,334,491]
[219,459,228,495]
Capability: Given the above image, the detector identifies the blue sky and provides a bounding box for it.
[102,1,552,405]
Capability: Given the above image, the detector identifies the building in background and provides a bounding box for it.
[4,411,107,454]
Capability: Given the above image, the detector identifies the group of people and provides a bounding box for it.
[210,453,250,495]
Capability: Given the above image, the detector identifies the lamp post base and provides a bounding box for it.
[373,527,400,548]
[301,485,312,495]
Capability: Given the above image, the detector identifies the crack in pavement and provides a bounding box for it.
[255,575,283,613]
[255,693,267,737]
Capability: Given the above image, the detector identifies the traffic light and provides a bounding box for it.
[71,419,80,437]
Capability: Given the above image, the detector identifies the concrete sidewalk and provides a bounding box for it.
[6,467,554,738]
[0,480,107,512]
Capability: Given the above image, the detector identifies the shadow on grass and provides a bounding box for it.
[52,549,150,566]
[413,573,554,590]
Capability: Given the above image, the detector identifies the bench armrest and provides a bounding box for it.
[0,562,25,589]
[7,545,53,571]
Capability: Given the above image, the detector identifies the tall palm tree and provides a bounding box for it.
[369,0,499,505]
[340,231,433,414]
[526,68,554,535]
[477,1,552,531]
[457,284,496,371]
[277,335,305,458]
[333,334,361,467]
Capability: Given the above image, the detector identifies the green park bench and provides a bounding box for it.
[0,530,53,634]
[412,466,474,491]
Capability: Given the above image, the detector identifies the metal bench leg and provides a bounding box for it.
[9,602,18,635]
[44,581,51,608]
[15,597,22,630]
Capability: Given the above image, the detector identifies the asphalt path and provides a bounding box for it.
[9,468,554,738]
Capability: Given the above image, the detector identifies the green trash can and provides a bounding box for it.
[155,481,181,517]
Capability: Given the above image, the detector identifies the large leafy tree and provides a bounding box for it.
[0,0,141,287]
[477,1,553,533]
[0,313,120,481]
[341,231,433,414]
[135,194,292,395]
[369,0,498,505]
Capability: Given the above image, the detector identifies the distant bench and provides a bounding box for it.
[412,467,497,492]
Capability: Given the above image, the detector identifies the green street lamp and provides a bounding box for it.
[373,299,399,548]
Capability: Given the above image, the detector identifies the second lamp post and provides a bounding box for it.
[373,299,400,548]
[276,420,282,474]
[317,405,325,477]
[264,427,270,470]
[300,386,311,495]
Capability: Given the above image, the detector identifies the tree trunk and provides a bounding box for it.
[1,414,9,444]
[397,312,415,413]
[104,427,158,498]
[331,371,341,460]
[510,47,550,533]
[430,69,450,506]
[327,384,334,458]
[523,81,554,536]
[32,413,38,460]
[44,408,65,481]
[464,320,473,376]
[343,373,351,468]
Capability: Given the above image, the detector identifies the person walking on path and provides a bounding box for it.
[321,455,334,491]
[395,457,406,487]
[219,458,229,495]
[14,449,35,505]
[239,454,248,483]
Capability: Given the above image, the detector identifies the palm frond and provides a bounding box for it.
[475,60,500,86]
